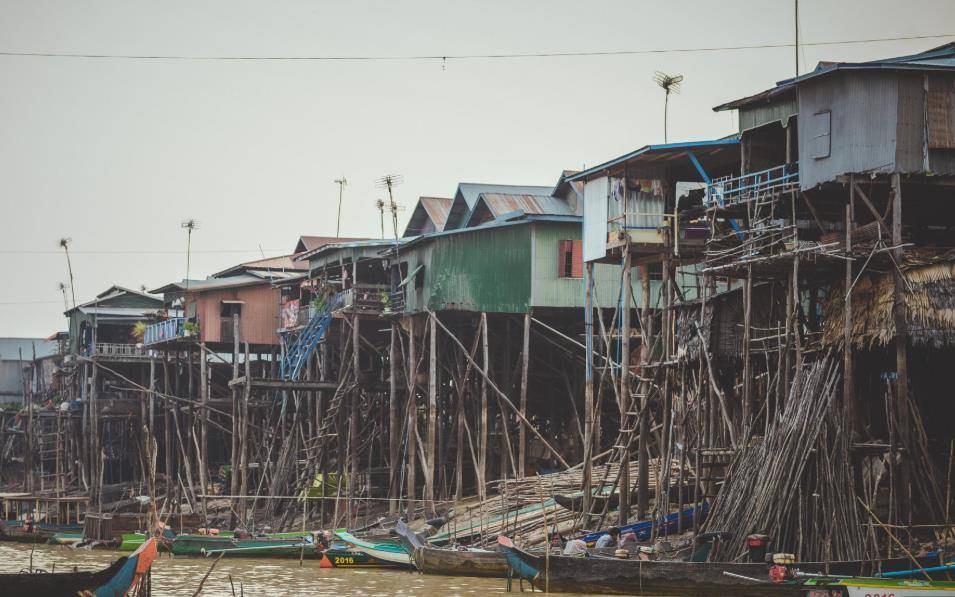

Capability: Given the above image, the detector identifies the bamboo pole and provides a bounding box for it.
[618,248,632,525]
[519,312,531,479]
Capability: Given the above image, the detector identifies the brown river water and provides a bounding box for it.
[0,542,613,596]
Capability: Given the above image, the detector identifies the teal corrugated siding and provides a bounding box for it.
[404,224,532,313]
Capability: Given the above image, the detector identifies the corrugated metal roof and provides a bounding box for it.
[568,138,741,183]
[294,235,368,253]
[76,307,161,318]
[445,183,554,229]
[212,254,306,278]
[0,338,58,361]
[403,197,453,236]
[464,193,577,227]
[419,197,452,230]
[716,42,955,111]
[296,238,407,262]
[385,213,579,254]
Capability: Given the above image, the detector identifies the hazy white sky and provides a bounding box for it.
[1,0,953,336]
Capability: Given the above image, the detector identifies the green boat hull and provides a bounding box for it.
[171,534,318,558]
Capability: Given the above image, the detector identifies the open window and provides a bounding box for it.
[220,300,243,343]
[558,240,583,278]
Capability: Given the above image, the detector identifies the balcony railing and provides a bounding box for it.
[706,162,799,208]
[338,284,390,313]
[143,317,189,346]
[93,343,150,359]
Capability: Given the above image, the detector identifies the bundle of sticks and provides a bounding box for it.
[440,458,683,547]
[704,354,867,562]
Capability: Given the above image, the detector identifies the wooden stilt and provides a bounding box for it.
[619,249,632,526]
[519,312,531,478]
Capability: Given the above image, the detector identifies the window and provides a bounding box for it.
[811,109,831,159]
[558,240,583,278]
[220,301,242,318]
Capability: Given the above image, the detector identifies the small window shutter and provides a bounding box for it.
[557,240,570,277]
[571,240,583,278]
[811,110,832,159]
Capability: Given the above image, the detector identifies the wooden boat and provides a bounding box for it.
[394,519,509,578]
[47,531,84,546]
[0,521,84,544]
[1,537,158,597]
[171,533,319,558]
[323,546,395,568]
[497,536,955,596]
[334,529,413,568]
[803,577,955,596]
[579,502,708,544]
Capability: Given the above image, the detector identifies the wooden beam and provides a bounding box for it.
[852,181,891,238]
[519,312,531,478]
[228,377,339,391]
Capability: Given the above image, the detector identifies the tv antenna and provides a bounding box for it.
[375,199,386,239]
[374,174,406,251]
[334,176,348,236]
[57,282,69,311]
[181,219,200,293]
[653,71,684,143]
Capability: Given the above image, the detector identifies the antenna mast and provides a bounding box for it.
[374,174,405,252]
[795,0,800,77]
[335,176,348,236]
[375,199,386,239]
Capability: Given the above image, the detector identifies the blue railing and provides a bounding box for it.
[143,317,186,346]
[706,162,799,208]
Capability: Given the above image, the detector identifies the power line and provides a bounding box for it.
[0,249,286,255]
[0,33,952,62]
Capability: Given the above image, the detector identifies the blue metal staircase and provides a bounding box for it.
[281,299,338,380]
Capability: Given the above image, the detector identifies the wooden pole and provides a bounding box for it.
[742,265,753,430]
[519,312,531,478]
[199,342,209,521]
[479,313,489,501]
[844,196,855,435]
[349,313,360,524]
[238,343,251,526]
[637,266,651,518]
[388,324,399,515]
[582,263,595,527]
[426,313,437,512]
[405,316,418,521]
[230,314,240,514]
[619,249,632,526]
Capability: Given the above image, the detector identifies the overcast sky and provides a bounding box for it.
[1,0,953,337]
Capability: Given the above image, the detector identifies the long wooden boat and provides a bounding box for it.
[171,533,319,558]
[2,537,158,597]
[416,545,510,578]
[323,546,396,568]
[497,536,955,596]
[579,502,708,544]
[394,519,509,578]
[0,521,84,544]
[334,529,413,568]
[803,577,955,596]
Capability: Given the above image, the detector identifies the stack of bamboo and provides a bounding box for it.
[704,354,867,562]
[434,458,683,547]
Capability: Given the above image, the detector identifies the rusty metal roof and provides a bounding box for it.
[464,193,577,227]
[403,196,452,236]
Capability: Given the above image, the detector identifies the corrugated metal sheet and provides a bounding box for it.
[475,193,574,219]
[194,283,279,346]
[798,71,900,189]
[419,197,452,231]
[0,338,58,361]
[583,177,608,262]
[445,183,554,229]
